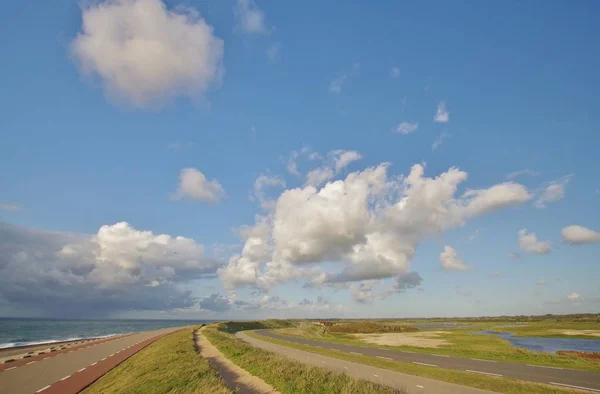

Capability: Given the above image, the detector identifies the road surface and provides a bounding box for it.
[255,330,600,393]
[0,327,185,394]
[237,331,496,394]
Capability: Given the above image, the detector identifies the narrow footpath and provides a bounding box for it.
[237,331,498,394]
[195,328,279,394]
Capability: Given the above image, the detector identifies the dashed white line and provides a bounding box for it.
[350,352,362,356]
[402,351,416,354]
[465,369,502,377]
[376,356,393,361]
[373,374,379,378]
[109,353,115,357]
[36,385,51,393]
[432,354,450,358]
[526,364,563,370]
[412,362,437,367]
[6,366,16,371]
[27,361,36,365]
[343,366,348,370]
[90,362,97,366]
[101,357,106,361]
[470,358,497,363]
[77,367,86,372]
[549,382,600,392]
[416,385,424,389]
[60,375,71,381]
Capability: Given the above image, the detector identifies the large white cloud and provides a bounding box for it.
[0,221,221,316]
[561,225,600,245]
[172,168,225,203]
[71,0,224,108]
[518,229,552,254]
[220,159,531,296]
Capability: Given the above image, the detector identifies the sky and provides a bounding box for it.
[0,0,599,320]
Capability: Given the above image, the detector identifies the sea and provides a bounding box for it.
[0,318,216,349]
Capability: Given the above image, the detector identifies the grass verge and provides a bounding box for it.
[202,325,404,394]
[245,331,583,394]
[83,327,231,394]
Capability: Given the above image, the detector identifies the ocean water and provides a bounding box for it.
[0,318,215,349]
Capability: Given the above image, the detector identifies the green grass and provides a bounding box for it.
[83,327,231,394]
[274,323,600,371]
[327,322,418,334]
[202,324,404,394]
[217,319,297,333]
[245,331,579,394]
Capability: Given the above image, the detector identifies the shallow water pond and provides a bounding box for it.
[479,330,600,354]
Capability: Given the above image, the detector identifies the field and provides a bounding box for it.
[83,327,231,394]
[274,318,600,371]
[202,322,403,394]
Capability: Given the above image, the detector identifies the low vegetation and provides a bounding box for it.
[83,327,231,394]
[203,323,403,394]
[325,322,418,334]
[218,319,297,333]
[246,331,577,394]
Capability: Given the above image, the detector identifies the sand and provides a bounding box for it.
[559,330,600,338]
[352,331,450,348]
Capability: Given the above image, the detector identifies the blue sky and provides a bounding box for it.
[0,0,599,319]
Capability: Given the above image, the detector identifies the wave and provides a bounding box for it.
[0,333,124,350]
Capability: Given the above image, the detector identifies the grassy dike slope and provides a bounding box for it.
[203,322,404,394]
[83,327,231,394]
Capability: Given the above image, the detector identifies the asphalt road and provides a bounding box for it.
[238,331,495,394]
[255,330,600,393]
[0,327,184,394]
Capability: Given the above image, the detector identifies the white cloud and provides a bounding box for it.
[329,74,348,93]
[391,67,400,78]
[434,101,449,123]
[305,149,362,187]
[440,246,471,271]
[567,292,582,302]
[508,252,521,260]
[220,159,530,292]
[518,229,551,255]
[266,43,280,62]
[395,122,418,135]
[0,221,221,316]
[0,203,23,212]
[253,174,285,210]
[235,0,267,34]
[561,225,600,245]
[286,147,320,177]
[432,132,449,151]
[71,0,224,108]
[172,168,225,203]
[332,150,362,172]
[506,169,540,180]
[350,282,374,303]
[534,176,571,208]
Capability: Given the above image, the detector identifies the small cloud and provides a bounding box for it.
[235,0,267,34]
[567,292,582,302]
[440,245,471,271]
[0,203,23,212]
[390,67,400,78]
[561,225,600,245]
[172,168,225,203]
[518,229,551,255]
[329,74,348,94]
[506,169,540,180]
[395,122,418,135]
[534,175,572,209]
[266,43,280,62]
[432,132,449,151]
[508,252,521,260]
[434,101,449,123]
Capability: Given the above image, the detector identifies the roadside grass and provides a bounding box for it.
[245,331,580,394]
[83,327,231,394]
[217,319,297,333]
[202,325,404,394]
[273,326,600,372]
[328,322,418,334]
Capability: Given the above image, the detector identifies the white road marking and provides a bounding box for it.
[343,366,348,370]
[60,375,71,381]
[321,361,325,363]
[526,364,563,369]
[432,354,450,358]
[101,357,106,361]
[376,356,393,361]
[36,385,51,392]
[78,367,86,372]
[6,367,17,371]
[402,351,416,354]
[550,382,600,392]
[350,352,362,356]
[470,358,497,363]
[109,353,115,357]
[465,369,503,377]
[412,362,437,367]
[416,385,424,389]
[27,361,36,365]
[90,362,97,366]
[373,374,379,377]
